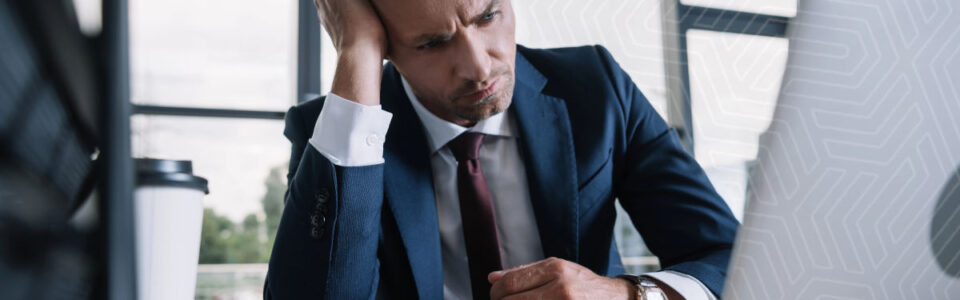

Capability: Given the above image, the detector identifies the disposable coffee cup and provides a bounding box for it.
[134,158,209,300]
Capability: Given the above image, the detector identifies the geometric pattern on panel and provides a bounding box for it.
[725,0,960,299]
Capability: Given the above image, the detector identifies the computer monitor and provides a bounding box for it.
[724,0,960,298]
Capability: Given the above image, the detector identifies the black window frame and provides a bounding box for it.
[661,0,791,153]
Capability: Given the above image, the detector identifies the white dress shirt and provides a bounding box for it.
[307,77,718,300]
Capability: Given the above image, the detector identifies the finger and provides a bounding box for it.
[489,258,566,300]
[489,259,549,283]
[488,270,505,283]
[488,259,542,283]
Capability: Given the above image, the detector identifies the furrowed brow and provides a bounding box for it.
[413,33,454,45]
[468,0,500,24]
[411,0,500,46]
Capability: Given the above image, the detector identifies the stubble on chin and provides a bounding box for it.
[454,78,514,123]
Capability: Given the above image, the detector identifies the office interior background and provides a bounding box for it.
[66,0,793,298]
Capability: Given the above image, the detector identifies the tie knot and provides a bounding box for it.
[448,132,485,162]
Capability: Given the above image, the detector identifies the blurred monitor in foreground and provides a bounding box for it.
[725,0,960,298]
[0,0,100,298]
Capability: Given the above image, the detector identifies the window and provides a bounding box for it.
[129,0,298,111]
[687,30,789,220]
[128,0,299,298]
[131,116,289,221]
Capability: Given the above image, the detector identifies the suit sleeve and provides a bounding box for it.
[264,99,386,299]
[595,45,740,297]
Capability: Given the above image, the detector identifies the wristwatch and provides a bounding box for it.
[617,274,666,300]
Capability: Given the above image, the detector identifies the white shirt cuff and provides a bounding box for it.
[308,93,393,167]
[642,270,718,300]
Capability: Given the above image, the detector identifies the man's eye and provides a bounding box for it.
[481,11,499,21]
[417,40,441,50]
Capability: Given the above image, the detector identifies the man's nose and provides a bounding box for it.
[454,31,492,83]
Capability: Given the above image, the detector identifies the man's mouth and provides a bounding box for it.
[461,78,501,103]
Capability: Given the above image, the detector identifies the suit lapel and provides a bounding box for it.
[381,64,444,299]
[510,53,581,262]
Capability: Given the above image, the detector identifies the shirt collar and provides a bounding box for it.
[401,76,513,153]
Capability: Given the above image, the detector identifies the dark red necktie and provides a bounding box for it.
[447,132,502,300]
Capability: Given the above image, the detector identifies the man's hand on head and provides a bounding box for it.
[487,257,635,300]
[314,0,387,106]
[313,0,387,56]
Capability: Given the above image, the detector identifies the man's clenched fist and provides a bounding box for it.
[487,257,635,300]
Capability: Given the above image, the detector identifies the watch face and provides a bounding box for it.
[645,293,667,300]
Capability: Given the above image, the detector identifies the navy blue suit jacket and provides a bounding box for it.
[265,45,739,299]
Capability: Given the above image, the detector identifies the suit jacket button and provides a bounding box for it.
[316,188,329,201]
[309,213,326,227]
[310,227,324,239]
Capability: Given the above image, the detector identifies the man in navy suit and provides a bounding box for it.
[265,0,739,299]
